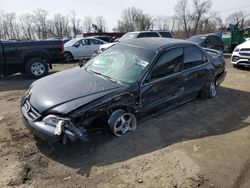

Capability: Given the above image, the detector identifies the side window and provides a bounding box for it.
[149,48,183,81]
[183,46,204,69]
[79,39,88,46]
[137,33,148,38]
[147,32,159,37]
[88,39,103,45]
[159,32,172,38]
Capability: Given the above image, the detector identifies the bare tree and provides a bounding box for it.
[175,0,213,38]
[70,11,82,37]
[52,14,71,38]
[83,16,93,33]
[33,9,49,39]
[95,16,107,33]
[175,0,191,38]
[226,11,249,29]
[0,12,19,39]
[191,0,212,35]
[154,15,173,31]
[115,7,154,32]
[198,11,225,33]
[19,13,35,39]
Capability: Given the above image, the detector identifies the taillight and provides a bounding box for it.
[60,43,64,53]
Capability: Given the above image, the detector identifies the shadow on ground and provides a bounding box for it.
[36,86,250,176]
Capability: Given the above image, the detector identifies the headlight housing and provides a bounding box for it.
[42,115,70,127]
[234,47,240,52]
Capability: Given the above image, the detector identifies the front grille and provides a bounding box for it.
[23,100,41,120]
[239,48,250,57]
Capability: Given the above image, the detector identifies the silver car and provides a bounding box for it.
[64,37,107,62]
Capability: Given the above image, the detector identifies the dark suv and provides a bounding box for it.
[188,34,223,52]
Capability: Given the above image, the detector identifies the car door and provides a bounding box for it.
[139,47,185,115]
[181,45,209,98]
[86,39,104,56]
[73,39,90,59]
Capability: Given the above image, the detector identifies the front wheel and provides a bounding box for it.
[200,75,217,99]
[108,110,137,137]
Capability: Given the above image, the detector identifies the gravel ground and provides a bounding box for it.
[0,59,249,188]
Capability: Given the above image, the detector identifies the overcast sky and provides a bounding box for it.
[2,0,250,31]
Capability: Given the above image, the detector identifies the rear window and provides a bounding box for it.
[159,32,173,38]
[137,32,159,38]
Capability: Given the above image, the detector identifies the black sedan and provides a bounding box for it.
[21,38,226,143]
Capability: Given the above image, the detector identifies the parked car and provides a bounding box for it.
[64,37,107,62]
[90,35,114,43]
[231,40,250,67]
[98,30,173,52]
[21,38,226,143]
[188,34,224,52]
[0,40,64,78]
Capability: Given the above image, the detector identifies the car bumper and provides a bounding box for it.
[216,71,227,86]
[231,52,250,66]
[21,105,82,143]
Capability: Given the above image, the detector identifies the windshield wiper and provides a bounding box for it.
[100,74,121,84]
[86,69,121,84]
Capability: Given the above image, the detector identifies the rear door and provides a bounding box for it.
[87,38,105,56]
[139,47,185,114]
[181,45,209,97]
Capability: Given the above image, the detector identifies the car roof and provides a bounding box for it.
[121,38,192,51]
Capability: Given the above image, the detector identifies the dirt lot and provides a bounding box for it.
[0,59,249,188]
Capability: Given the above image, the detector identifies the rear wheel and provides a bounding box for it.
[64,52,73,63]
[25,58,48,78]
[200,74,217,99]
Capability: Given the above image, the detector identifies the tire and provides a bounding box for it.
[64,52,73,63]
[200,74,217,99]
[25,57,48,79]
[108,110,137,137]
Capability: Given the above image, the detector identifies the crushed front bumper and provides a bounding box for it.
[21,104,88,143]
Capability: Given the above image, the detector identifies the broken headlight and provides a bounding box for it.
[42,115,71,136]
[42,115,70,127]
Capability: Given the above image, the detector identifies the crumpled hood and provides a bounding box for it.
[28,67,124,114]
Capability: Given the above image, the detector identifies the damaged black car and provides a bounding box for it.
[21,38,226,143]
